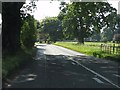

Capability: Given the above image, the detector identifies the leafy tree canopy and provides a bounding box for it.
[58,1,117,44]
[39,17,63,43]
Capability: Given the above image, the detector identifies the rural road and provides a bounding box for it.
[7,44,120,88]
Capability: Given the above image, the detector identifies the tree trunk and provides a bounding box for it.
[2,2,24,54]
[77,37,84,44]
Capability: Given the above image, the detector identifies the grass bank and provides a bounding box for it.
[54,42,120,62]
[2,47,36,80]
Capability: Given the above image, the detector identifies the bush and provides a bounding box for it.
[20,15,37,49]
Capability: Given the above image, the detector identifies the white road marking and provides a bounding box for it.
[37,44,120,88]
[113,74,120,78]
[93,78,104,84]
[70,59,120,88]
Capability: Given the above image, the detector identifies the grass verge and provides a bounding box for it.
[54,42,120,62]
[2,47,36,81]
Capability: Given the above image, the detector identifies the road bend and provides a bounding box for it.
[8,44,120,88]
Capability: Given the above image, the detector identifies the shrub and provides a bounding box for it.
[20,15,37,49]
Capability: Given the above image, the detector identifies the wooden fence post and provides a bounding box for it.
[101,44,103,51]
[110,46,112,54]
[113,44,115,54]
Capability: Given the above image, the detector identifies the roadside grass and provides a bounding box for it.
[54,42,101,55]
[2,47,36,79]
[84,42,119,47]
[54,42,120,62]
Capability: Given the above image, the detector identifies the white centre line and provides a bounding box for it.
[71,59,120,88]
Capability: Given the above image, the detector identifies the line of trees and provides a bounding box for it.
[37,1,119,44]
[57,1,119,44]
[38,17,63,43]
[6,1,118,47]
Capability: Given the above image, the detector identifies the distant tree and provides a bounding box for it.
[113,34,120,43]
[101,27,114,41]
[88,31,101,42]
[100,14,120,42]
[39,17,63,43]
[115,14,120,34]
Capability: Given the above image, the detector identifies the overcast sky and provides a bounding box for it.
[33,1,61,21]
[33,1,119,21]
[0,0,119,23]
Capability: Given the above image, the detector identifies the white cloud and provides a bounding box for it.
[33,1,119,21]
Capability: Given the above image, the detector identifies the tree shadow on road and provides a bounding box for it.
[7,53,120,88]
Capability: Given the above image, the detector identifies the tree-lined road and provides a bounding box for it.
[8,44,120,88]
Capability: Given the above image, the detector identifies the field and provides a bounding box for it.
[54,41,120,62]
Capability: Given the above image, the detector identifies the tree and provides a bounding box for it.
[2,1,37,55]
[100,14,120,42]
[20,14,37,48]
[39,17,63,43]
[113,34,120,43]
[115,14,120,34]
[101,27,113,41]
[2,2,24,54]
[58,2,117,44]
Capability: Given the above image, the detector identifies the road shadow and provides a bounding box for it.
[35,44,47,47]
[7,54,119,88]
[5,45,120,88]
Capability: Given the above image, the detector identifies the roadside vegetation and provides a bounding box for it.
[54,42,120,62]
[2,48,36,79]
[2,2,38,84]
[2,1,120,87]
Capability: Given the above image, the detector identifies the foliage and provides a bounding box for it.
[2,1,38,55]
[100,13,120,42]
[20,14,37,49]
[85,31,101,42]
[101,27,114,41]
[58,2,117,44]
[2,1,38,84]
[39,17,63,43]
[20,0,37,19]
[2,48,36,79]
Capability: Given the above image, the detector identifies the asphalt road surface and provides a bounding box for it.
[7,44,120,88]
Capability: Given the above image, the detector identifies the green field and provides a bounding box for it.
[54,42,120,62]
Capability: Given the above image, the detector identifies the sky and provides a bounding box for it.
[0,0,119,24]
[33,0,119,21]
[33,1,61,21]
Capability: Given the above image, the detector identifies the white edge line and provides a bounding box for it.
[93,78,104,84]
[71,59,120,88]
[113,74,120,78]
